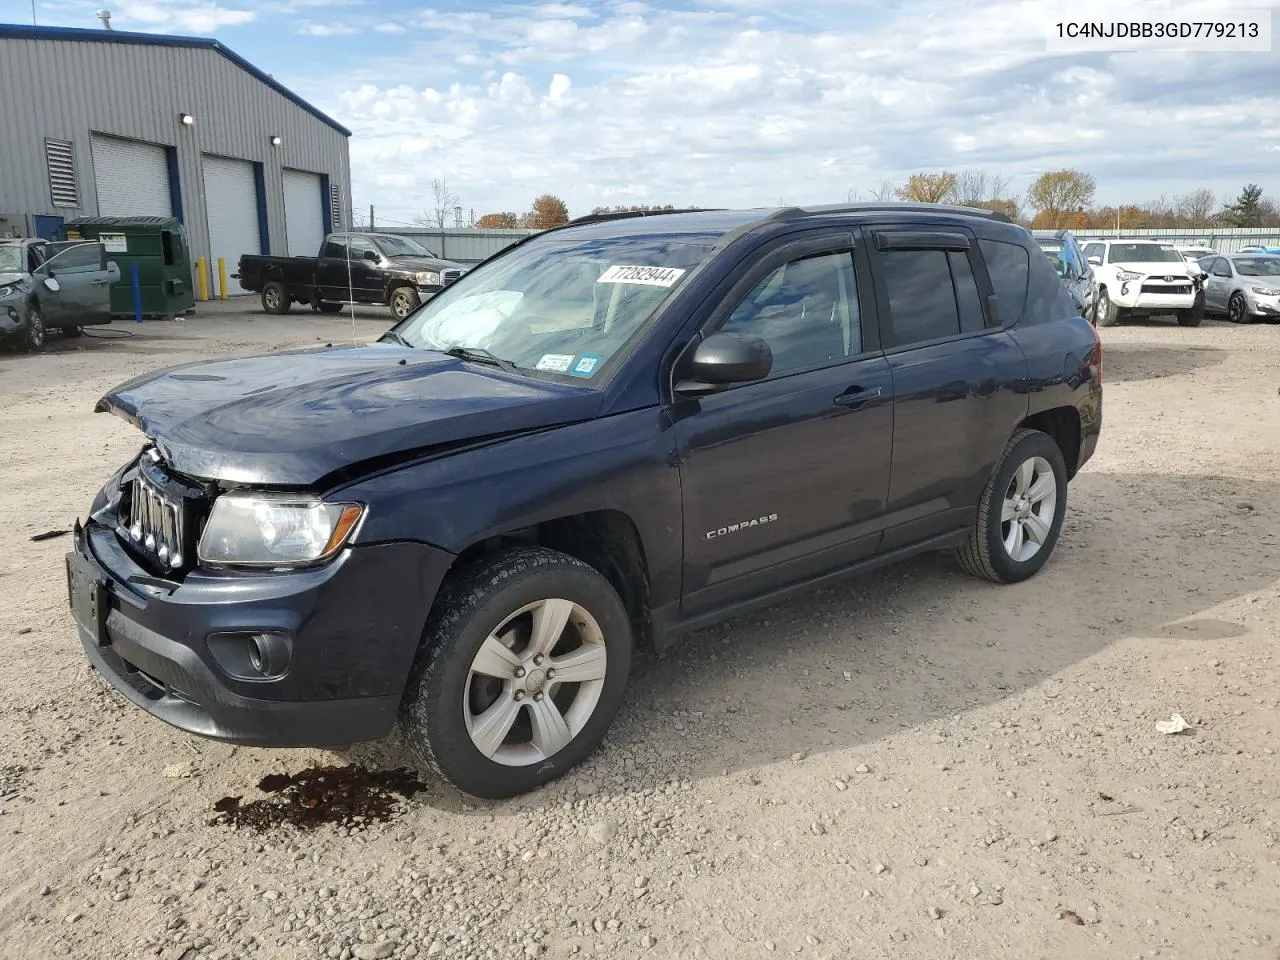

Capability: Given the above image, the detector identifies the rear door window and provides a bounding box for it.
[977,239,1029,326]
[878,249,964,346]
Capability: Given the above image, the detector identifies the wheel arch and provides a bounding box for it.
[1018,406,1082,479]
[448,510,654,650]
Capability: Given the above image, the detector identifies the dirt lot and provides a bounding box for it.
[1,301,1278,960]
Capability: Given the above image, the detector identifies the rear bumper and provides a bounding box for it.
[70,522,455,747]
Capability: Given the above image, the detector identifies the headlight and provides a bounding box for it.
[197,494,365,568]
[0,282,22,298]
[1251,285,1280,297]
[1115,269,1143,282]
[414,271,441,286]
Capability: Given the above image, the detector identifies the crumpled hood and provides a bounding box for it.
[95,345,598,486]
[0,271,28,286]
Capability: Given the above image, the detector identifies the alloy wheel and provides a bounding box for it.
[26,307,45,349]
[393,291,414,318]
[464,598,608,767]
[1229,293,1246,323]
[1001,456,1057,562]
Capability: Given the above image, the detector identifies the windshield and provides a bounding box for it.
[396,235,715,378]
[373,235,436,258]
[1108,243,1185,264]
[0,246,23,272]
[1234,257,1280,277]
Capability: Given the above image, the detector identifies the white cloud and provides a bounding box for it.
[548,73,572,101]
[374,22,407,34]
[297,21,360,35]
[108,0,258,33]
[294,0,1280,220]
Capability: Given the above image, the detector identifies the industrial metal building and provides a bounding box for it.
[0,23,350,291]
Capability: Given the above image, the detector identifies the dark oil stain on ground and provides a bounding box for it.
[211,765,425,831]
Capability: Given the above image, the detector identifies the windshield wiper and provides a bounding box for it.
[379,330,414,348]
[442,345,517,374]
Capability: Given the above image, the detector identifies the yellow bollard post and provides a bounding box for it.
[195,258,208,301]
[217,257,228,301]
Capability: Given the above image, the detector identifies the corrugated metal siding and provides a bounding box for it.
[0,36,349,270]
[1075,228,1280,254]
[375,228,540,264]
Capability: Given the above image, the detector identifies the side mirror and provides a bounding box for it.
[363,249,379,262]
[1087,256,1102,267]
[674,332,772,396]
[43,277,60,293]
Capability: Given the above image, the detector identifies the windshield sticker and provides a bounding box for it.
[571,355,602,377]
[597,265,687,287]
[535,353,575,373]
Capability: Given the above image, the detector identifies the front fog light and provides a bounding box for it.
[197,495,364,568]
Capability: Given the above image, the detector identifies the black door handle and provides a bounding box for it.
[834,386,882,408]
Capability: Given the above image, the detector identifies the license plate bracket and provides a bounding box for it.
[66,551,110,647]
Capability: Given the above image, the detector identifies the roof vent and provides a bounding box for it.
[96,9,113,29]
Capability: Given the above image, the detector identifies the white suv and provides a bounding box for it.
[1079,239,1201,327]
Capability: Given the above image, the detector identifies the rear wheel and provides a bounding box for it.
[389,285,420,320]
[1095,288,1118,327]
[400,547,633,799]
[261,280,291,315]
[957,429,1068,584]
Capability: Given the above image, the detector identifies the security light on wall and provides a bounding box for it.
[179,113,194,126]
[270,135,282,146]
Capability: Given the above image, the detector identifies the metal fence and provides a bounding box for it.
[369,228,539,264]
[1071,228,1280,254]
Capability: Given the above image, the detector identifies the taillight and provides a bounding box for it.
[1091,323,1103,383]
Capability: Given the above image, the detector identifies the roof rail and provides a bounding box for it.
[565,207,727,227]
[777,202,1017,224]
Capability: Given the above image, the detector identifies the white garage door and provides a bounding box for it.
[201,155,260,295]
[90,134,172,217]
[283,169,325,258]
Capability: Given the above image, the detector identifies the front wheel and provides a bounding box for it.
[1227,292,1250,324]
[261,280,291,315]
[1095,288,1118,327]
[22,304,46,352]
[389,285,420,320]
[956,429,1068,584]
[400,548,633,799]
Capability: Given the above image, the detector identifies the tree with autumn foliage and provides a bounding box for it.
[476,212,519,228]
[524,194,570,229]
[896,172,958,204]
[1027,170,1096,229]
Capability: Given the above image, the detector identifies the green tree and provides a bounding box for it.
[1225,183,1265,227]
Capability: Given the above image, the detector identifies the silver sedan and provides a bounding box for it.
[1199,254,1280,323]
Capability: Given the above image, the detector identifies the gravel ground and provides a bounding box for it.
[1,303,1278,960]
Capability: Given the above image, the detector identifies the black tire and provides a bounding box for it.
[400,547,633,799]
[1227,292,1250,324]
[21,304,46,353]
[389,285,420,320]
[1176,307,1202,327]
[956,429,1068,584]
[63,325,84,338]
[315,301,344,314]
[1095,288,1119,327]
[261,280,291,315]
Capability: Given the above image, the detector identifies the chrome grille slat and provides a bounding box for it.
[442,268,463,285]
[119,465,190,572]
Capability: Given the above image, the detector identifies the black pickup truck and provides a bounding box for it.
[235,232,468,319]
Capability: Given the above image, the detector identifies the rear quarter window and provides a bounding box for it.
[978,239,1029,325]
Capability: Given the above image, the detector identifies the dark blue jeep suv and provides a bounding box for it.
[68,204,1102,798]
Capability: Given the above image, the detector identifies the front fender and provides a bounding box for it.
[334,407,683,611]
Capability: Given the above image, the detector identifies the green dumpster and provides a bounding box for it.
[63,217,195,318]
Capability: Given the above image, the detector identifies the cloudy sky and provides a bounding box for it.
[7,0,1280,224]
